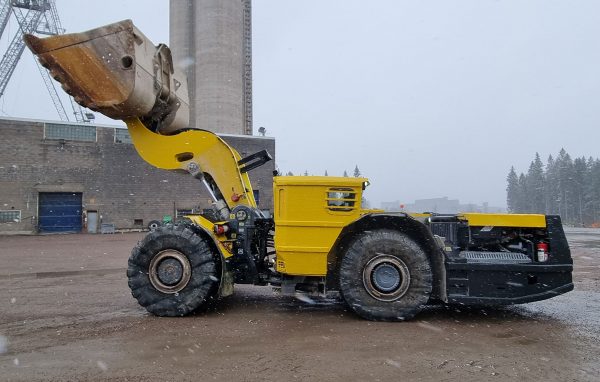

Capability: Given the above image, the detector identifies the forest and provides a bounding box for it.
[507,149,600,227]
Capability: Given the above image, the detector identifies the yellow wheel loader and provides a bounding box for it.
[25,20,573,321]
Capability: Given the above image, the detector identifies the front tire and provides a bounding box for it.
[339,229,432,321]
[127,224,220,316]
[147,220,161,231]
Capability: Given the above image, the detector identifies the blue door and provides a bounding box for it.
[38,192,83,233]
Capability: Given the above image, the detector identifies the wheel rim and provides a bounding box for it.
[149,250,192,294]
[362,254,410,301]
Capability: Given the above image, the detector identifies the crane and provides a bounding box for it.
[0,1,11,36]
[0,0,91,122]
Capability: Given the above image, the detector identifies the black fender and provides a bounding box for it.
[327,213,446,301]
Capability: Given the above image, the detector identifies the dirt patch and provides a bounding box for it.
[0,229,598,381]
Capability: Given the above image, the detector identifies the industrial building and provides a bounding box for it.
[0,117,274,234]
[0,0,274,234]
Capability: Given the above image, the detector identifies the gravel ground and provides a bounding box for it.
[0,228,598,381]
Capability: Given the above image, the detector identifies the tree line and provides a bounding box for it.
[507,149,600,226]
[285,165,362,177]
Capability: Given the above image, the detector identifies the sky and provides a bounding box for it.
[1,0,598,208]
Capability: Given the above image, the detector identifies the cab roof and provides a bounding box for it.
[274,176,369,187]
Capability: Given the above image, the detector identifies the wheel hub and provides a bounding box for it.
[157,258,184,285]
[362,254,410,301]
[149,250,191,294]
[371,263,401,292]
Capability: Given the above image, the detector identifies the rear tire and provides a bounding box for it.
[147,220,162,231]
[339,229,432,321]
[127,224,220,316]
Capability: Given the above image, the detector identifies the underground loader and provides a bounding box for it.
[25,20,573,321]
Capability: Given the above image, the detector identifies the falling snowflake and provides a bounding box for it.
[0,336,8,354]
[97,360,108,371]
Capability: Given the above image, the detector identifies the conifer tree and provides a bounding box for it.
[573,157,588,226]
[556,149,574,221]
[587,159,600,224]
[545,155,558,215]
[508,150,600,226]
[517,173,528,212]
[506,166,519,213]
[526,153,545,213]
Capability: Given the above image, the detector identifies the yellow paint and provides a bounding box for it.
[409,213,432,219]
[125,118,256,208]
[186,215,234,258]
[125,121,548,279]
[460,213,546,228]
[273,176,368,276]
[407,212,546,228]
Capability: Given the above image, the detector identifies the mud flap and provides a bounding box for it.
[219,265,235,298]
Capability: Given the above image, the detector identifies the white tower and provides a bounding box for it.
[170,0,252,135]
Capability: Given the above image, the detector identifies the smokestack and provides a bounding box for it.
[169,0,253,135]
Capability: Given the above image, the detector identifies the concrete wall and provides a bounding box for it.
[0,117,275,234]
[170,0,252,135]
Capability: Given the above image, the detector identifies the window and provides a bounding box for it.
[0,210,21,223]
[115,128,132,144]
[45,123,96,142]
[176,209,194,218]
[327,188,357,212]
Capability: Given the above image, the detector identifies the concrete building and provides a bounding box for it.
[0,117,274,234]
[405,197,462,214]
[381,197,504,214]
[170,0,252,135]
[0,1,264,234]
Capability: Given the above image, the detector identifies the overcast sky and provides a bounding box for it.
[1,0,598,208]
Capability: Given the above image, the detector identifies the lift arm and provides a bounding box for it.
[25,19,267,212]
[124,117,258,209]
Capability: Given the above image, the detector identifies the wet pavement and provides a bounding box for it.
[0,228,598,381]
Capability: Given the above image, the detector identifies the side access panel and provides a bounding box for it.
[273,176,368,276]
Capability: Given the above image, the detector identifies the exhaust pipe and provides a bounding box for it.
[24,19,189,134]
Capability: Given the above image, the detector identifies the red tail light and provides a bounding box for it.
[214,224,229,235]
[536,242,549,262]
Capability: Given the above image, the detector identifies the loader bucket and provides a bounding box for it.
[24,19,189,134]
